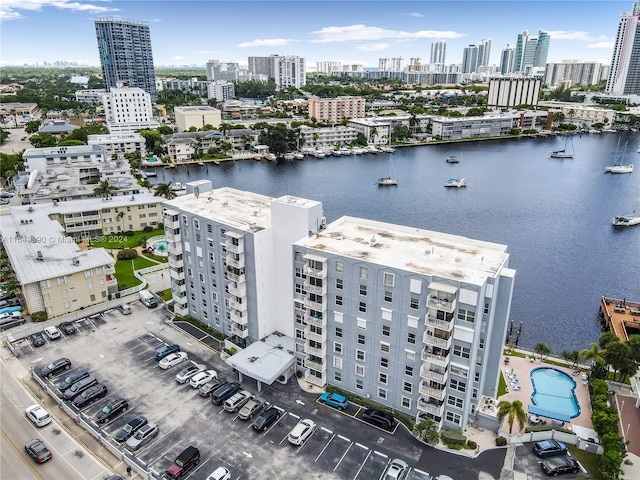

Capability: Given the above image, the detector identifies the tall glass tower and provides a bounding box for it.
[515,30,549,73]
[606,2,640,95]
[95,17,157,101]
[430,40,446,65]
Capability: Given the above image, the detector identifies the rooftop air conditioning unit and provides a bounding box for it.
[72,257,80,266]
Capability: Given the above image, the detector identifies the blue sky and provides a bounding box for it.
[0,1,629,68]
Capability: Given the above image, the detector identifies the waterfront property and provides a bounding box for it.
[529,367,581,421]
[600,296,640,342]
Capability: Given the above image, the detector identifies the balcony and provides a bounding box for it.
[420,364,448,384]
[163,218,179,229]
[165,228,180,240]
[304,343,325,356]
[423,331,452,350]
[425,315,454,331]
[304,314,324,328]
[303,280,327,296]
[225,256,245,269]
[229,311,248,326]
[304,358,326,372]
[428,296,457,313]
[303,297,327,312]
[226,272,246,284]
[169,269,185,281]
[106,275,117,287]
[171,282,186,293]
[66,224,102,233]
[421,348,450,367]
[304,267,327,279]
[231,324,249,338]
[224,239,244,254]
[304,326,325,343]
[104,266,115,274]
[228,298,247,312]
[174,304,188,316]
[417,398,445,417]
[227,283,246,297]
[419,383,446,400]
[66,214,100,223]
[167,242,182,255]
[304,370,326,387]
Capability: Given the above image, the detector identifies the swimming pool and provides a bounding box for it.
[530,367,580,420]
[152,239,168,255]
[146,157,158,163]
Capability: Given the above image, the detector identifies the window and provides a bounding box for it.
[40,280,51,289]
[193,219,200,230]
[410,297,419,309]
[359,267,368,279]
[63,301,70,309]
[334,372,342,382]
[355,364,365,377]
[407,332,416,344]
[382,325,390,337]
[479,338,485,349]
[449,379,467,393]
[458,309,475,323]
[384,291,392,302]
[446,412,461,425]
[357,334,366,345]
[407,315,419,329]
[336,278,343,290]
[403,381,412,393]
[453,345,471,359]
[381,309,392,321]
[356,350,365,362]
[335,327,343,337]
[333,342,342,354]
[90,294,96,301]
[359,285,367,296]
[472,388,478,400]
[357,317,367,329]
[474,372,480,382]
[358,302,367,313]
[336,295,343,306]
[295,329,304,339]
[378,372,388,384]
[61,289,68,298]
[401,397,411,409]
[380,357,389,368]
[333,357,343,369]
[380,342,390,353]
[405,365,414,377]
[336,261,343,273]
[43,293,50,302]
[383,272,394,287]
[84,270,93,279]
[356,379,363,390]
[378,388,387,400]
[87,282,93,290]
[447,396,464,408]
[57,276,68,286]
[405,350,416,361]
[334,312,343,323]
[484,301,490,314]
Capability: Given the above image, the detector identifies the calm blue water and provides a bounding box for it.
[152,240,168,252]
[530,367,580,418]
[153,132,640,352]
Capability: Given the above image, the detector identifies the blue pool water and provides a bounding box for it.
[147,157,158,163]
[530,367,580,419]
[152,240,168,254]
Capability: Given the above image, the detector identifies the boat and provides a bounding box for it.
[446,155,460,164]
[197,161,204,166]
[444,178,467,188]
[170,182,186,192]
[293,152,304,160]
[379,145,396,153]
[602,129,617,133]
[313,150,326,158]
[550,137,575,158]
[142,169,157,177]
[612,212,640,227]
[283,153,295,161]
[605,140,633,174]
[377,152,398,186]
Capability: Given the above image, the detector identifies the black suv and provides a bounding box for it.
[72,383,108,408]
[57,369,90,392]
[115,416,147,443]
[96,397,128,424]
[252,406,281,432]
[211,382,241,406]
[62,375,97,400]
[58,321,76,335]
[30,332,46,347]
[362,408,395,429]
[41,358,72,378]
[540,456,580,475]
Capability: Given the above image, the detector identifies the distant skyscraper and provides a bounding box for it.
[206,60,240,82]
[247,55,306,88]
[606,2,640,95]
[462,39,491,73]
[430,40,446,64]
[95,17,157,101]
[500,45,516,74]
[514,30,550,74]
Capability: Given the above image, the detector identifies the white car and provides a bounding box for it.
[206,467,231,480]
[383,458,408,480]
[158,352,188,369]
[25,404,52,427]
[43,326,62,340]
[287,418,316,445]
[0,311,22,320]
[190,370,217,388]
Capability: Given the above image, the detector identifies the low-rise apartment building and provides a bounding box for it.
[87,133,147,160]
[430,111,546,140]
[174,106,222,132]
[299,126,359,149]
[308,96,365,124]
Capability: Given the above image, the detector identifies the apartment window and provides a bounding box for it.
[295,329,304,340]
[405,365,414,377]
[380,342,390,353]
[336,295,343,306]
[187,268,193,278]
[359,267,368,279]
[208,252,215,262]
[380,357,389,368]
[333,357,343,369]
[405,350,416,361]
[199,273,204,283]
[401,397,411,409]
[479,338,485,349]
[336,278,343,290]
[407,315,419,329]
[382,325,390,337]
[453,345,471,359]
[383,272,394,287]
[212,292,218,302]
[446,412,461,425]
[384,291,393,302]
[333,342,342,354]
[407,332,416,344]
[357,334,366,345]
[447,396,464,408]
[356,379,363,390]
[46,306,53,315]
[334,372,342,382]
[63,302,70,309]
[355,364,365,377]
[84,270,93,279]
[472,388,478,400]
[90,294,96,301]
[449,379,467,393]
[193,219,200,230]
[40,280,51,289]
[57,276,67,286]
[410,297,419,309]
[403,381,413,393]
[359,285,367,296]
[335,327,343,337]
[379,372,388,384]
[356,350,365,362]
[87,282,93,290]
[378,387,387,400]
[458,309,475,323]
[61,289,68,298]
[356,318,366,330]
[358,302,367,313]
[474,372,481,382]
[484,301,490,314]
[336,261,343,273]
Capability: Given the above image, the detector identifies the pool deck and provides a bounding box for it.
[498,355,593,433]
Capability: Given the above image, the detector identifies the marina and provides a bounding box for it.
[600,296,640,342]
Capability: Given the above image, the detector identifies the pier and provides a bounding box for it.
[600,296,640,342]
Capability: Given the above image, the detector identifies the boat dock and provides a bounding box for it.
[600,296,640,341]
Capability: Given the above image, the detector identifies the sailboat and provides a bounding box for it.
[377,137,398,186]
[550,136,575,158]
[605,140,633,174]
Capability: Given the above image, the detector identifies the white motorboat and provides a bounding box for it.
[446,155,459,163]
[293,152,304,160]
[612,213,640,227]
[444,178,467,188]
[377,177,398,186]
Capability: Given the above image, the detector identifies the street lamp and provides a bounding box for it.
[626,423,631,439]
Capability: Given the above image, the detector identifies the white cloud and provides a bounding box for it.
[0,0,118,21]
[357,43,390,52]
[309,24,465,43]
[406,12,424,18]
[546,30,604,42]
[173,56,183,61]
[237,38,294,48]
[587,41,615,49]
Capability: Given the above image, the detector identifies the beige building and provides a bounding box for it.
[174,106,222,132]
[538,101,616,128]
[308,96,365,123]
[487,77,541,108]
[1,207,116,317]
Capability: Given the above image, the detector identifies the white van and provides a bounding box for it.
[139,290,158,308]
[119,303,132,315]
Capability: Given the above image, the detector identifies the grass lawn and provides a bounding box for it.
[498,372,509,396]
[114,256,157,290]
[89,228,165,249]
[568,445,603,479]
[141,251,168,263]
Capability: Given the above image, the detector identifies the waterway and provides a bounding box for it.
[152,132,640,353]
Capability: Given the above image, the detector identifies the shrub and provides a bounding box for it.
[117,249,138,260]
[143,226,154,233]
[30,311,48,322]
[466,440,477,449]
[496,437,508,446]
[125,230,135,237]
[440,429,466,446]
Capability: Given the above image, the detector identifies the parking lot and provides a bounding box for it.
[21,303,435,480]
[513,444,589,480]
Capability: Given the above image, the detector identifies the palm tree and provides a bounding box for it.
[533,342,552,362]
[94,180,116,199]
[369,126,378,144]
[580,342,604,365]
[496,399,526,434]
[412,418,440,445]
[154,182,177,200]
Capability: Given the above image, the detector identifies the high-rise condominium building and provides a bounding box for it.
[500,45,516,74]
[462,39,491,74]
[606,2,640,95]
[205,60,241,82]
[379,58,404,72]
[515,30,550,74]
[101,85,159,134]
[247,55,306,88]
[545,61,606,87]
[95,17,157,101]
[430,41,447,65]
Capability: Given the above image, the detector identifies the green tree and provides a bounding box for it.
[29,133,57,147]
[94,180,116,199]
[154,183,177,199]
[580,342,604,365]
[559,350,580,370]
[24,120,41,134]
[392,124,411,141]
[598,332,619,350]
[496,399,526,434]
[533,342,552,361]
[412,418,440,445]
[627,335,640,363]
[603,341,634,382]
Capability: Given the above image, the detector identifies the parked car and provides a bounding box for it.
[114,416,147,443]
[533,439,568,458]
[96,397,128,424]
[223,390,254,413]
[238,397,265,420]
[319,392,348,410]
[211,382,241,406]
[175,363,206,383]
[0,315,26,330]
[118,303,132,315]
[24,438,52,464]
[362,408,395,429]
[0,297,20,308]
[57,369,90,392]
[159,352,188,369]
[25,405,52,427]
[190,370,217,388]
[199,377,227,397]
[252,406,281,432]
[154,344,180,361]
[165,445,200,479]
[40,357,71,378]
[43,325,61,340]
[287,418,316,445]
[383,458,408,480]
[58,321,76,335]
[125,422,159,451]
[72,383,107,408]
[206,467,231,480]
[62,375,97,400]
[0,191,14,198]
[30,332,46,347]
[540,455,580,475]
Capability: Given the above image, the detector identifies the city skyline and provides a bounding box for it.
[0,1,628,69]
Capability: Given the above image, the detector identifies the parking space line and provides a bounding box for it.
[334,441,354,471]
[413,467,431,476]
[185,458,209,480]
[352,448,372,480]
[287,412,300,420]
[315,432,335,462]
[321,426,333,434]
[262,412,286,436]
[338,434,350,442]
[374,450,388,458]
[355,442,368,450]
[148,443,180,467]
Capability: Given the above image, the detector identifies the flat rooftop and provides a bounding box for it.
[297,216,510,285]
[9,192,160,216]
